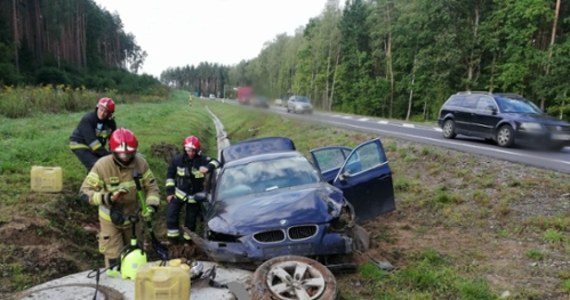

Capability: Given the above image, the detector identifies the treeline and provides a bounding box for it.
[0,0,166,98]
[164,0,570,121]
[161,63,230,98]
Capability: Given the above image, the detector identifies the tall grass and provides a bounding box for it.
[0,85,170,118]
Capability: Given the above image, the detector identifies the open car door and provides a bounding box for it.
[310,138,395,222]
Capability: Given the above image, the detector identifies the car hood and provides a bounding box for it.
[207,184,343,236]
[510,113,569,126]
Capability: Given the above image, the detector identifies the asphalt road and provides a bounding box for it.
[260,104,570,174]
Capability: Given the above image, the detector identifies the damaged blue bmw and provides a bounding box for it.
[185,136,395,266]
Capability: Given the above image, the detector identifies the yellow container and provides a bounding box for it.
[30,166,63,193]
[135,259,191,300]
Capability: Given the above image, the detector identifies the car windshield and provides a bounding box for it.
[217,156,321,200]
[296,97,310,103]
[495,96,542,113]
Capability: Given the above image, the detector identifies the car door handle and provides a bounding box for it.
[377,174,390,181]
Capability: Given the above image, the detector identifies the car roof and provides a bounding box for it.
[453,91,523,98]
[220,136,296,164]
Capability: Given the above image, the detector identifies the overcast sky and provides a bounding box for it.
[94,0,329,77]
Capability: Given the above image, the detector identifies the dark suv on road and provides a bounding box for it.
[437,91,570,150]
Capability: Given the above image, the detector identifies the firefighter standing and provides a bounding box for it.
[79,128,160,268]
[70,97,117,172]
[165,136,220,244]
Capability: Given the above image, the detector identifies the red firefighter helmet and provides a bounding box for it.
[97,97,115,113]
[182,136,201,151]
[110,128,138,154]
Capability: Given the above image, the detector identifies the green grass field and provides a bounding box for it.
[1,91,569,299]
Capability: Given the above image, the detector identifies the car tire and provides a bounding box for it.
[496,125,514,147]
[442,119,457,139]
[250,255,338,300]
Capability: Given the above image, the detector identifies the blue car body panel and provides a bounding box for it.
[311,139,396,222]
[192,136,395,263]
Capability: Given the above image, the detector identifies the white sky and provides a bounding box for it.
[94,0,329,77]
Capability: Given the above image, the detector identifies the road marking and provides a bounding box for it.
[342,116,352,119]
[403,123,415,128]
[358,118,369,122]
[434,127,442,132]
[378,120,389,124]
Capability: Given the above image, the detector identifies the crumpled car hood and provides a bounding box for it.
[207,184,343,236]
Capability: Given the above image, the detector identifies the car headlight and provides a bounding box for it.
[519,122,543,131]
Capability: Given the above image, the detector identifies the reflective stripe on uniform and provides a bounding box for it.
[175,187,196,203]
[142,169,156,183]
[99,206,112,222]
[69,141,90,150]
[99,206,130,225]
[210,160,220,168]
[105,180,136,192]
[165,178,175,187]
[89,140,103,151]
[91,191,103,206]
[167,229,180,238]
[183,232,192,240]
[85,172,104,188]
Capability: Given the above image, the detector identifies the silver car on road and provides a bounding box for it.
[287,95,313,114]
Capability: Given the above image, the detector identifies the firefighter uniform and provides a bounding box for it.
[80,154,160,267]
[69,110,116,171]
[165,153,219,242]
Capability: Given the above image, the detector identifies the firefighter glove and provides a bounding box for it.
[183,195,196,203]
[142,206,155,222]
[111,185,129,202]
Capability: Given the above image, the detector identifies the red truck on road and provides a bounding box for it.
[237,86,253,105]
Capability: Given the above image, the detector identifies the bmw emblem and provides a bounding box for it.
[280,219,287,226]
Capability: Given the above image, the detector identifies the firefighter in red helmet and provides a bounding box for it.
[165,135,220,245]
[80,128,160,268]
[69,97,117,172]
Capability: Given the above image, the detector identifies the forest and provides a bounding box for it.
[0,0,164,97]
[2,0,570,122]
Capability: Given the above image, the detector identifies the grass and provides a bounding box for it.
[2,91,570,298]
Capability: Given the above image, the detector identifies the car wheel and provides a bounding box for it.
[496,125,514,147]
[442,119,456,139]
[250,255,338,300]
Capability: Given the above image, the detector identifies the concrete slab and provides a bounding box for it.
[14,261,252,300]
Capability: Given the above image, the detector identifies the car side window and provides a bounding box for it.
[475,97,496,112]
[446,96,464,107]
[313,149,348,172]
[344,142,386,174]
[461,95,478,109]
